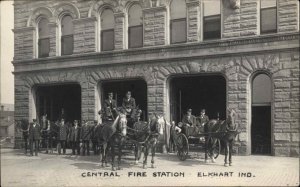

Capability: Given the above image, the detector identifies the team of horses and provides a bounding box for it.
[17,108,239,170]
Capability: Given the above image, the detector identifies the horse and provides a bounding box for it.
[95,110,128,171]
[131,114,165,169]
[204,109,240,166]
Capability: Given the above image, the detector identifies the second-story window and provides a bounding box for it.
[203,0,221,40]
[38,18,50,58]
[170,0,187,44]
[261,0,277,34]
[61,15,73,55]
[128,4,143,48]
[101,8,115,51]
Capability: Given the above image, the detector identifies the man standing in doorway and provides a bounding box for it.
[122,91,136,119]
[28,119,41,156]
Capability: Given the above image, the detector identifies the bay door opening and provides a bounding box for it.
[35,83,81,123]
[100,79,148,120]
[251,73,272,155]
[169,75,226,123]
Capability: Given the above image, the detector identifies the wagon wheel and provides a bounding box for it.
[176,133,189,161]
[207,137,221,159]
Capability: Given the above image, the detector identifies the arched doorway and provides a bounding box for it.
[251,73,272,155]
[35,83,81,123]
[169,74,226,123]
[99,79,148,120]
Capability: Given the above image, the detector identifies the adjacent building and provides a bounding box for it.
[13,0,299,156]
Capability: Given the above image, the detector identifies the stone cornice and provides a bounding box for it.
[12,32,299,74]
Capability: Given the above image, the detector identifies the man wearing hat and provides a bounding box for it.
[28,119,41,156]
[182,109,197,127]
[58,118,68,155]
[91,120,100,155]
[68,120,81,155]
[80,120,91,156]
[197,109,209,127]
[122,91,137,118]
[103,92,117,120]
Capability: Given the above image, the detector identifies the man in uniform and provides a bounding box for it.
[103,92,117,120]
[68,120,80,155]
[197,109,209,141]
[182,109,197,136]
[81,120,91,156]
[197,109,209,128]
[122,91,136,119]
[91,120,100,155]
[28,119,41,156]
[182,109,197,127]
[58,118,68,155]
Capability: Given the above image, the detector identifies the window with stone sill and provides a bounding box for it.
[260,0,277,34]
[203,0,221,40]
[61,15,74,55]
[38,18,50,58]
[128,4,143,48]
[170,0,187,44]
[101,8,115,51]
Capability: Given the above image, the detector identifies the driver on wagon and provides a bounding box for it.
[122,91,137,119]
[182,108,197,127]
[103,92,117,120]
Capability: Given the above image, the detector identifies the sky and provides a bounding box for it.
[0,0,14,105]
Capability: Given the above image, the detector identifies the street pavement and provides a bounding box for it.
[1,148,299,186]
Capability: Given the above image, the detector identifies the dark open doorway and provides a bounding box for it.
[251,106,271,154]
[169,75,226,123]
[100,79,147,120]
[36,84,81,123]
[251,73,272,155]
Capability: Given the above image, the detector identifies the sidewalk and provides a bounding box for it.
[1,148,299,186]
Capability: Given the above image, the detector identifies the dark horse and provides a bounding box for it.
[95,111,127,171]
[130,113,165,169]
[205,109,240,166]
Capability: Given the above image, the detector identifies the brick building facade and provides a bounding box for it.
[13,0,299,156]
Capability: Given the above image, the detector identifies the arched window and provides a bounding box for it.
[170,0,187,44]
[61,15,73,55]
[101,8,115,51]
[203,0,221,40]
[260,0,277,34]
[252,74,272,105]
[38,18,50,58]
[128,4,143,48]
[251,73,272,155]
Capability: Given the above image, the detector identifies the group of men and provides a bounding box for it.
[182,108,209,128]
[22,90,137,156]
[100,91,137,120]
[23,118,100,156]
[179,108,210,136]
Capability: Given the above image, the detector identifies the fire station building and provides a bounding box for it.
[13,0,299,156]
